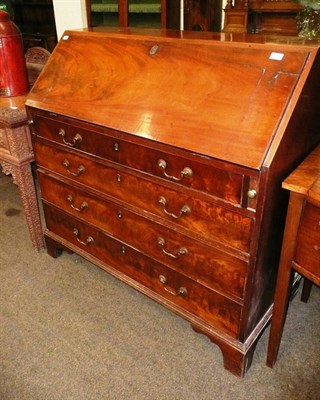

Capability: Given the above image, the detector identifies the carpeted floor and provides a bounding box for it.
[0,172,319,400]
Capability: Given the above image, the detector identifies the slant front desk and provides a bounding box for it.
[26,29,320,377]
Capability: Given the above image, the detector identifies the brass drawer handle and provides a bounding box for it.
[59,128,82,147]
[63,159,85,177]
[67,195,88,212]
[158,159,193,182]
[159,275,187,297]
[73,228,94,246]
[158,196,191,219]
[158,237,188,259]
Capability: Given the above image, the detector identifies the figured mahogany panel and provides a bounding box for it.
[34,141,246,212]
[32,114,246,203]
[38,169,252,258]
[38,172,248,301]
[26,29,312,170]
[43,203,242,338]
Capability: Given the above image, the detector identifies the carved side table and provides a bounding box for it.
[0,96,44,251]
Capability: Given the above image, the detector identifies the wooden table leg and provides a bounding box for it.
[1,161,44,251]
[301,279,313,303]
[266,192,305,368]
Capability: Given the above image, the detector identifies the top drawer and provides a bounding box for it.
[31,112,253,206]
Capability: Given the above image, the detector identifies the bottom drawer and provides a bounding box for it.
[43,203,242,338]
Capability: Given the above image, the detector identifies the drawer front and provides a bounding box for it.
[295,202,320,276]
[38,172,248,300]
[43,203,242,338]
[33,114,245,204]
[34,142,254,253]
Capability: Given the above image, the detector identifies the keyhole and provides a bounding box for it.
[149,44,159,56]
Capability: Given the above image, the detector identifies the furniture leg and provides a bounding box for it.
[301,278,313,303]
[11,163,44,251]
[266,192,304,368]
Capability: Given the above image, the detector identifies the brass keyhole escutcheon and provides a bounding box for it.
[149,44,159,56]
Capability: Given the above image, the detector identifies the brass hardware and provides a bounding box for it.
[73,228,94,246]
[247,189,257,199]
[121,245,126,254]
[58,128,82,147]
[67,195,88,212]
[27,120,36,135]
[159,275,187,296]
[62,159,85,177]
[116,173,121,182]
[113,142,119,151]
[158,237,188,259]
[158,196,191,219]
[117,210,123,218]
[149,44,159,56]
[158,159,193,182]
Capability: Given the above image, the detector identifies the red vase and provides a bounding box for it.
[0,10,29,97]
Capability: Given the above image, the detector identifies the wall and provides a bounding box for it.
[52,0,88,39]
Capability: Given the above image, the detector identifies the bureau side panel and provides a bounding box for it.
[240,52,320,340]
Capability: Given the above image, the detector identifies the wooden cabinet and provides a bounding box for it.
[11,0,57,51]
[86,0,166,28]
[86,0,222,31]
[164,0,222,31]
[224,0,302,35]
[248,0,302,35]
[26,28,320,377]
[184,0,222,31]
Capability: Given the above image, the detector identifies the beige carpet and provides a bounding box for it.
[0,172,319,400]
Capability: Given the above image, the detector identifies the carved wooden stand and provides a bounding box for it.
[0,96,44,251]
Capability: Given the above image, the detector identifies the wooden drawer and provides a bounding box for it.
[43,203,242,338]
[32,113,249,205]
[34,142,254,252]
[294,202,320,275]
[38,172,248,300]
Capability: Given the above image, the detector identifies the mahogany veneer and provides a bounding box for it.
[26,28,320,376]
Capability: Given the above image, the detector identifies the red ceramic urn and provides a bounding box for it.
[0,11,29,97]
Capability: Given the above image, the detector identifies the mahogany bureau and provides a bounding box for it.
[26,29,320,376]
